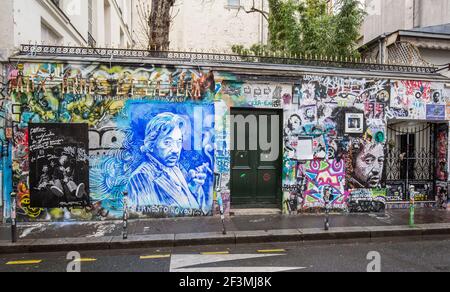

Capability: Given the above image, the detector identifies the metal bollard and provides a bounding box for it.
[409,186,415,227]
[122,191,129,240]
[214,173,227,235]
[11,192,17,243]
[218,194,227,235]
[324,205,330,231]
[324,188,330,231]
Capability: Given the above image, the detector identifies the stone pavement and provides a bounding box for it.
[0,209,449,254]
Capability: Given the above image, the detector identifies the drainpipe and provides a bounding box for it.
[413,0,420,28]
[379,33,386,64]
[0,141,3,221]
[260,0,264,45]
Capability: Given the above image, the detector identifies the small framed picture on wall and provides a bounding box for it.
[345,113,364,134]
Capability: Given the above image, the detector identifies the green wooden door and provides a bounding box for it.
[230,108,282,207]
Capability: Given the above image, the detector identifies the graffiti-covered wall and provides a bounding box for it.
[282,76,450,213]
[6,63,218,221]
[1,60,450,222]
[0,63,12,221]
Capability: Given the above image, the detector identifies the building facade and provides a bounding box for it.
[169,0,268,52]
[0,45,449,223]
[360,0,450,76]
[362,0,450,45]
[0,0,135,59]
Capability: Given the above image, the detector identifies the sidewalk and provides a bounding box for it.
[1,209,450,254]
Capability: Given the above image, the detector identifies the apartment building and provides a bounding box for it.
[0,0,136,62]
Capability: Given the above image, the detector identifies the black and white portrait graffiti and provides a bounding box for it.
[286,114,303,135]
[348,139,385,189]
[29,123,90,208]
[284,114,302,157]
[365,102,386,119]
[300,105,317,124]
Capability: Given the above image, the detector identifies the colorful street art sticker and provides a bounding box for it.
[426,104,446,121]
[29,123,90,208]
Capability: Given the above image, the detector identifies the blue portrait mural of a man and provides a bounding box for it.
[89,101,215,217]
[121,101,215,216]
[128,112,210,211]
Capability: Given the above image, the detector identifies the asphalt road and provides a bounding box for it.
[2,236,450,272]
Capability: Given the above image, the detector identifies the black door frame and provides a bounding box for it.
[229,107,283,209]
[385,121,438,202]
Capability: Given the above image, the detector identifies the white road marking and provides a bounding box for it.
[170,254,305,272]
[173,266,304,272]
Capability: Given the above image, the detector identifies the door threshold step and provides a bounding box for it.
[230,208,282,216]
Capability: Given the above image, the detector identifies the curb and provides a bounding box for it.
[1,224,450,254]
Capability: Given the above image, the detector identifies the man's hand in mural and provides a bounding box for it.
[189,163,212,193]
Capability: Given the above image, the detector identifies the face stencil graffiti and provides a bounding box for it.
[349,141,385,188]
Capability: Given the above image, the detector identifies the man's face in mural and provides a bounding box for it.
[59,155,69,166]
[305,108,315,122]
[288,115,302,132]
[354,143,385,188]
[154,127,183,167]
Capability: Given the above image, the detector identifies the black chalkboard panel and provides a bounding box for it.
[29,123,90,208]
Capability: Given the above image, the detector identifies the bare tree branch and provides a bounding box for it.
[238,0,269,21]
[135,0,178,50]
